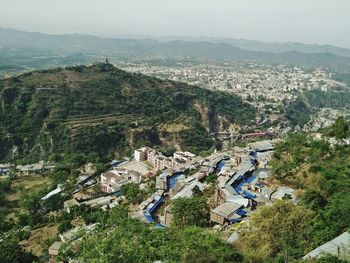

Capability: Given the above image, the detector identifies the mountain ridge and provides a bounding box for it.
[0,63,256,162]
[1,27,350,72]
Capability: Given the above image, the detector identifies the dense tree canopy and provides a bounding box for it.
[69,219,242,263]
[267,126,350,261]
[172,196,210,228]
[237,200,315,262]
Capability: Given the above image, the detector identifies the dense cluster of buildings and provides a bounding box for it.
[0,161,55,176]
[129,141,286,227]
[40,139,302,261]
[119,61,345,104]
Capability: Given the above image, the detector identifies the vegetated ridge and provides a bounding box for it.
[0,63,255,162]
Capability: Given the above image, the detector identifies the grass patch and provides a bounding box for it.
[5,174,51,202]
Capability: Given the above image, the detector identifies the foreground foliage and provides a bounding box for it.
[237,200,315,262]
[264,119,350,261]
[60,206,242,263]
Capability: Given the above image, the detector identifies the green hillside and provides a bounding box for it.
[0,63,255,162]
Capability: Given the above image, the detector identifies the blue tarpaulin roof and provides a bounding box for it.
[216,161,226,172]
[235,181,245,194]
[242,191,256,199]
[148,196,165,214]
[113,190,122,197]
[169,173,183,189]
[255,182,265,188]
[236,208,247,216]
[110,160,123,166]
[246,175,256,183]
[144,212,154,223]
[235,185,243,194]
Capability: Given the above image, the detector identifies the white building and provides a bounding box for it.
[134,147,196,171]
[101,169,141,193]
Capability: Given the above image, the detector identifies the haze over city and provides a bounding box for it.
[1,0,350,48]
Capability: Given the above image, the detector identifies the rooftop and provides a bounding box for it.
[64,198,80,208]
[248,140,275,152]
[303,232,350,260]
[48,241,62,256]
[211,202,242,218]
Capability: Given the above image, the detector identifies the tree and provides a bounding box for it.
[49,165,71,185]
[0,178,11,206]
[317,254,348,263]
[107,205,129,226]
[72,220,243,263]
[19,189,42,212]
[310,192,350,245]
[330,116,349,140]
[0,236,37,263]
[300,190,327,211]
[172,196,209,228]
[237,200,315,262]
[121,183,144,204]
[44,193,64,211]
[63,175,77,194]
[58,219,72,233]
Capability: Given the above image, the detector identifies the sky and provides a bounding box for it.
[0,0,349,48]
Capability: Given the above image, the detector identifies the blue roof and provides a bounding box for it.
[144,212,154,223]
[235,185,243,194]
[216,160,226,172]
[148,196,165,214]
[113,190,122,197]
[242,191,256,199]
[246,175,256,183]
[236,208,247,216]
[110,159,123,166]
[169,173,183,189]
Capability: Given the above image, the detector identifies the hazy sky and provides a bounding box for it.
[0,0,349,48]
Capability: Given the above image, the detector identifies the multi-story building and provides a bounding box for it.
[134,147,151,161]
[134,147,196,171]
[101,169,141,193]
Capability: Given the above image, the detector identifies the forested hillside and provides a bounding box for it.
[304,90,350,109]
[0,63,255,162]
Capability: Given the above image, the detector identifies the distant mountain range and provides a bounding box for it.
[1,28,350,72]
[157,36,350,58]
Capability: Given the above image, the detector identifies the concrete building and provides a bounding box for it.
[248,140,276,152]
[134,147,196,171]
[16,161,55,175]
[101,169,141,193]
[82,196,115,209]
[173,151,196,162]
[210,202,243,225]
[156,172,168,190]
[303,232,350,260]
[134,147,149,162]
[171,179,204,200]
[59,224,98,243]
[16,161,45,174]
[48,241,62,262]
[63,198,80,214]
